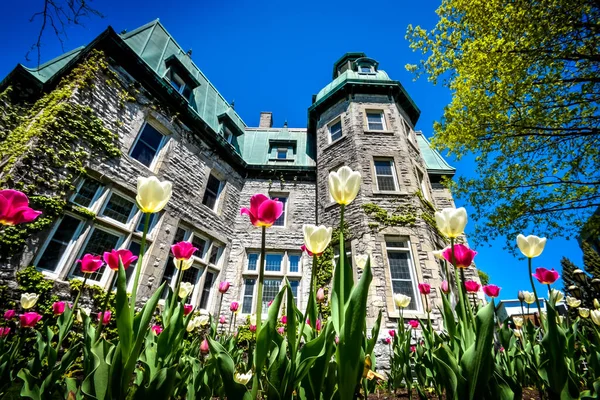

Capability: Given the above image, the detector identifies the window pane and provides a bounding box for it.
[367,112,384,130]
[131,124,163,167]
[329,121,342,141]
[173,228,187,243]
[182,85,193,100]
[135,212,158,233]
[73,179,101,207]
[182,266,201,286]
[265,254,282,272]
[377,176,396,191]
[247,253,258,271]
[388,251,412,280]
[242,279,255,314]
[37,216,82,272]
[192,236,207,258]
[209,245,221,265]
[262,279,281,311]
[202,175,221,209]
[392,280,417,311]
[125,240,143,284]
[102,194,135,224]
[73,229,121,280]
[272,197,287,226]
[206,174,221,193]
[360,66,371,73]
[290,280,300,303]
[386,239,408,248]
[289,254,300,273]
[199,271,214,310]
[374,160,393,176]
[277,149,287,159]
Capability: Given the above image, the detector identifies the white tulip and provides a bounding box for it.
[549,289,564,304]
[513,316,523,328]
[591,310,600,326]
[394,294,411,309]
[249,314,257,326]
[20,293,39,309]
[432,247,450,260]
[354,254,369,270]
[303,224,333,255]
[234,371,253,385]
[579,308,590,318]
[516,234,547,258]
[434,208,468,238]
[136,176,173,214]
[522,291,536,305]
[157,299,165,312]
[566,296,581,308]
[179,282,194,299]
[173,257,194,271]
[77,307,91,323]
[328,166,361,205]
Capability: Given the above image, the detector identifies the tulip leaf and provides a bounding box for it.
[540,301,573,399]
[116,263,133,357]
[254,283,285,382]
[285,280,298,363]
[366,309,382,357]
[207,337,251,399]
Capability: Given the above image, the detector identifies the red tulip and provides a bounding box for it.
[200,339,209,354]
[97,310,111,325]
[240,194,284,228]
[300,244,314,257]
[171,241,198,260]
[4,310,15,319]
[151,325,163,335]
[219,315,226,324]
[464,280,481,293]
[0,327,10,338]
[230,302,239,312]
[418,283,431,295]
[184,304,194,316]
[52,301,66,315]
[410,345,416,353]
[388,329,396,337]
[20,312,42,328]
[281,315,287,324]
[103,249,138,271]
[483,284,501,298]
[442,244,477,269]
[441,280,450,294]
[532,267,560,285]
[0,189,42,226]
[78,254,104,274]
[408,320,419,329]
[384,337,392,344]
[315,319,322,332]
[218,281,230,294]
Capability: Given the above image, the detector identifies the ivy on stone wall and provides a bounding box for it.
[361,202,417,229]
[15,265,58,318]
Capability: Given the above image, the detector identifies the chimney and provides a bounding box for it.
[259,112,273,128]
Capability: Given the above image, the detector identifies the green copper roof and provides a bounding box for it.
[315,69,393,103]
[22,47,84,83]
[241,127,315,167]
[416,132,455,176]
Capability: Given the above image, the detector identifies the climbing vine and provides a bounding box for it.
[16,265,58,318]
[361,202,417,229]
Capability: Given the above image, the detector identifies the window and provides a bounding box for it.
[36,215,83,272]
[359,65,373,73]
[208,244,222,265]
[135,212,160,234]
[192,235,208,259]
[334,245,353,270]
[328,119,343,143]
[374,159,398,191]
[199,271,215,309]
[366,111,386,131]
[277,148,288,159]
[386,238,419,312]
[289,254,300,273]
[130,123,164,168]
[169,71,193,100]
[403,120,415,145]
[101,193,136,225]
[416,169,431,202]
[265,254,283,272]
[289,280,300,302]
[160,227,186,298]
[72,179,102,207]
[202,174,223,211]
[247,253,258,271]
[126,240,143,284]
[72,227,122,282]
[262,279,282,310]
[224,128,234,144]
[271,196,287,227]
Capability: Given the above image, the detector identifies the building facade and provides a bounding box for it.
[0,20,478,337]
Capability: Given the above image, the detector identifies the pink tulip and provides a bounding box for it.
[442,244,477,269]
[151,325,163,335]
[483,284,501,298]
[277,326,285,335]
[464,280,481,293]
[218,281,230,294]
[0,327,10,338]
[0,189,42,226]
[52,301,66,315]
[410,345,416,353]
[219,315,226,324]
[499,346,505,352]
[97,310,111,325]
[315,319,322,332]
[441,280,450,294]
[184,304,193,316]
[301,244,314,257]
[78,254,104,274]
[268,300,273,307]
[230,302,239,312]
[388,329,396,337]
[4,310,15,319]
[171,241,198,260]
[316,288,325,303]
[281,315,287,324]
[408,320,419,329]
[384,337,392,344]
[103,249,138,271]
[249,324,257,333]
[418,283,431,295]
[335,336,340,345]
[200,339,209,354]
[532,267,560,285]
[240,194,284,228]
[20,312,42,328]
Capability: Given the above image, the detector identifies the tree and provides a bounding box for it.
[406,0,600,246]
[561,242,600,310]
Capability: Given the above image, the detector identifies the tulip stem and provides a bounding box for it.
[251,225,267,399]
[131,212,151,317]
[339,204,346,326]
[528,257,543,318]
[451,238,469,325]
[295,254,317,357]
[95,271,118,343]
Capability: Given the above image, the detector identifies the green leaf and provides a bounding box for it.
[116,262,133,357]
[254,283,285,376]
[18,369,41,400]
[285,280,298,363]
[540,301,573,399]
[207,337,250,399]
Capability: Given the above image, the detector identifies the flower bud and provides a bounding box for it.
[316,288,326,303]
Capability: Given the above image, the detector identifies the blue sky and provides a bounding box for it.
[0,0,584,301]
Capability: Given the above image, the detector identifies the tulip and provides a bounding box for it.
[440,281,450,294]
[442,244,477,269]
[522,291,536,304]
[219,315,226,324]
[249,324,257,332]
[591,310,600,326]
[394,293,411,308]
[78,254,104,274]
[179,282,194,299]
[200,339,210,354]
[240,194,284,227]
[20,293,39,309]
[0,189,42,226]
[513,329,522,338]
[151,325,163,335]
[97,310,111,325]
[388,329,396,337]
[482,284,500,298]
[410,345,416,353]
[230,301,240,313]
[579,308,590,318]
[594,299,600,310]
[315,319,322,332]
[566,296,581,308]
[184,304,194,316]
[249,314,257,326]
[516,234,547,258]
[384,337,392,344]
[464,280,481,293]
[267,299,273,307]
[218,281,230,294]
[136,176,172,214]
[52,301,66,315]
[434,207,468,238]
[328,165,361,205]
[173,257,193,271]
[532,267,559,285]
[157,299,166,312]
[103,249,138,271]
[0,327,10,338]
[4,310,15,319]
[300,244,313,257]
[408,320,419,329]
[418,283,431,295]
[171,241,198,260]
[302,224,333,256]
[277,326,285,334]
[281,315,288,324]
[549,289,564,304]
[354,254,369,270]
[234,371,252,385]
[513,316,523,328]
[432,248,449,260]
[77,307,91,323]
[517,291,525,302]
[316,288,326,303]
[197,315,210,327]
[186,318,198,332]
[20,312,42,328]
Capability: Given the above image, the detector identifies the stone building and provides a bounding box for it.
[0,20,476,335]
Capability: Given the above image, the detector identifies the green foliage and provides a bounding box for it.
[406,0,600,246]
[362,202,417,228]
[562,241,600,313]
[68,279,118,340]
[477,270,490,286]
[16,265,58,317]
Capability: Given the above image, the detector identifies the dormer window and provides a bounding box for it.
[224,127,234,144]
[167,70,193,100]
[359,65,373,74]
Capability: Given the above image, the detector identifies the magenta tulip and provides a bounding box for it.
[249,324,257,332]
[281,315,288,324]
[200,339,209,354]
[52,301,66,315]
[465,280,481,293]
[103,249,138,271]
[0,327,10,338]
[442,244,477,269]
[0,189,42,226]
[408,320,419,329]
[230,302,239,312]
[410,345,416,353]
[97,310,111,325]
[315,319,322,332]
[20,312,42,328]
[532,267,560,285]
[388,329,396,337]
[219,315,226,324]
[240,194,284,228]
[218,281,230,294]
[441,280,450,294]
[171,241,198,260]
[78,254,104,274]
[184,304,194,316]
[151,325,163,335]
[483,284,501,298]
[384,337,392,344]
[267,300,273,307]
[418,283,431,295]
[277,326,285,334]
[4,310,15,319]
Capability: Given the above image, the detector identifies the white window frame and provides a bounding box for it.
[223,127,234,144]
[384,237,422,313]
[202,173,224,212]
[366,110,387,131]
[128,121,168,171]
[403,119,416,146]
[97,190,139,230]
[373,158,399,192]
[416,168,431,202]
[71,178,104,209]
[327,118,343,143]
[276,148,288,160]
